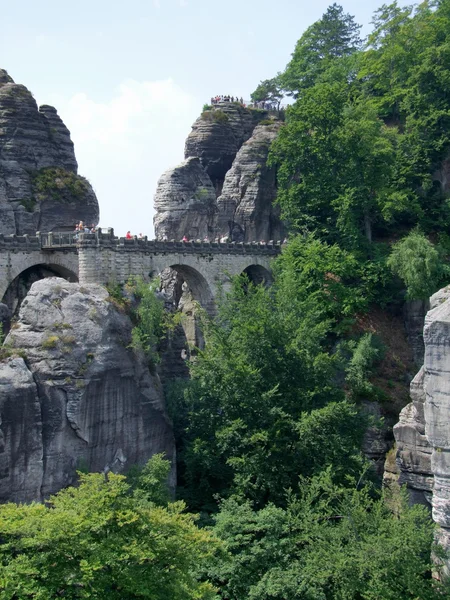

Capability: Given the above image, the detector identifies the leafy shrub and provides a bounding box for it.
[345,333,385,398]
[31,167,91,203]
[41,335,59,349]
[128,277,166,367]
[19,197,36,212]
[201,110,229,124]
[387,230,444,300]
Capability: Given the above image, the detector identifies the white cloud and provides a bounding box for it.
[55,79,198,237]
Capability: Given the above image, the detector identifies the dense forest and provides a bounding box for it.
[2,1,450,598]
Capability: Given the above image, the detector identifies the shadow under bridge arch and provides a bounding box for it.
[2,262,78,316]
[165,264,215,314]
[241,264,273,287]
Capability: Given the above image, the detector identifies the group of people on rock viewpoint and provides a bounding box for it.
[211,95,244,104]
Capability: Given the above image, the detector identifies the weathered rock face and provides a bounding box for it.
[0,278,174,503]
[393,367,433,506]
[153,157,217,241]
[184,102,260,191]
[403,299,429,367]
[217,123,286,242]
[0,69,99,235]
[0,303,10,335]
[394,287,450,572]
[157,268,204,384]
[154,104,286,243]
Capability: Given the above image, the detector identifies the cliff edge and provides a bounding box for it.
[0,69,99,235]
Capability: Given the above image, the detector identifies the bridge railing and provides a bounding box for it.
[40,232,78,248]
[1,230,283,254]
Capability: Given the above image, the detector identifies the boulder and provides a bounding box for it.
[0,69,99,235]
[0,278,174,502]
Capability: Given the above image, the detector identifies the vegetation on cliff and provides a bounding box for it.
[3,1,450,598]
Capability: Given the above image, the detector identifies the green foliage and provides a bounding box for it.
[31,167,91,202]
[127,277,167,366]
[388,230,445,299]
[0,460,220,599]
[204,472,447,599]
[281,3,362,96]
[345,333,385,397]
[201,110,229,124]
[18,197,36,212]
[250,76,283,106]
[202,103,212,111]
[128,453,172,506]
[176,270,366,510]
[41,334,59,349]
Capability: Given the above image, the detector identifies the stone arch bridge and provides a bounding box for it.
[0,230,280,312]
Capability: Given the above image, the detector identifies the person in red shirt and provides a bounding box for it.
[126,231,132,239]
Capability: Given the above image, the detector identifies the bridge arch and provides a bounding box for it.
[1,253,79,314]
[165,263,215,315]
[242,264,273,287]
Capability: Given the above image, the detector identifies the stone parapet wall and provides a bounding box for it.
[0,230,279,311]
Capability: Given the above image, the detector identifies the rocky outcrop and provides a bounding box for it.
[217,122,286,242]
[154,103,286,243]
[394,287,450,571]
[184,102,261,191]
[403,299,429,367]
[153,157,217,241]
[0,278,174,503]
[394,367,433,505]
[0,69,99,235]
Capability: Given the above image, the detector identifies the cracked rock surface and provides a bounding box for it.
[0,68,98,235]
[154,104,286,242]
[0,278,174,502]
[394,287,450,571]
[217,122,286,242]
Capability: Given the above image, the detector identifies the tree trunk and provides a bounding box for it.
[364,211,372,243]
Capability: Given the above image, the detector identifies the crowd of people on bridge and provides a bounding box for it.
[74,221,96,237]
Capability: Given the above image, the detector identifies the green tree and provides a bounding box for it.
[387,230,445,299]
[282,3,362,96]
[250,76,284,108]
[204,471,447,600]
[271,82,413,247]
[0,457,220,599]
[177,268,366,511]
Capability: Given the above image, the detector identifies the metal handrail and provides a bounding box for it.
[40,232,78,248]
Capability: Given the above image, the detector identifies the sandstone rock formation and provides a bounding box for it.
[394,286,450,570]
[154,102,286,243]
[0,278,174,503]
[217,122,286,242]
[0,69,99,235]
[184,103,259,191]
[153,157,217,241]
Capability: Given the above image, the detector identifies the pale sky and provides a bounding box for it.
[1,0,411,237]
